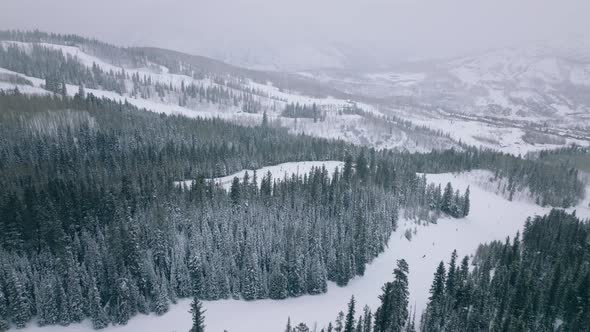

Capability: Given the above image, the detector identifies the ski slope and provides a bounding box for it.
[20,169,590,332]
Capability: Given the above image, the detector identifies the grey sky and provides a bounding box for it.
[1,0,588,69]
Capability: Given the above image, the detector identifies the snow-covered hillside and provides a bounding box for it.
[19,169,589,332]
[303,46,590,154]
[0,40,458,152]
[2,38,589,154]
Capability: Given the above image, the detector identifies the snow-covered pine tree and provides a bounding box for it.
[189,297,205,332]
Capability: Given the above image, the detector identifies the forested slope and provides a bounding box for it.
[421,209,590,331]
[0,91,584,330]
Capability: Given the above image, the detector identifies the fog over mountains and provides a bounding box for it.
[1,0,589,70]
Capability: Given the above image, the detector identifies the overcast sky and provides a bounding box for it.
[1,0,588,69]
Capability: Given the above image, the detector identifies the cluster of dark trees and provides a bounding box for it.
[421,209,590,331]
[297,209,589,332]
[404,149,584,208]
[282,103,326,122]
[440,183,470,218]
[0,92,585,330]
[0,92,473,330]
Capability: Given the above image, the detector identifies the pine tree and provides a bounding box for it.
[285,317,292,332]
[343,155,353,183]
[390,259,409,332]
[88,277,109,329]
[373,260,409,332]
[230,177,241,205]
[189,297,206,332]
[355,317,363,332]
[406,307,416,332]
[77,84,86,98]
[462,186,470,217]
[262,111,268,127]
[0,290,9,331]
[356,152,368,182]
[362,306,372,332]
[422,261,446,331]
[154,281,169,316]
[269,267,288,299]
[294,322,311,332]
[344,296,356,332]
[373,281,393,332]
[445,250,458,296]
[7,272,31,328]
[441,182,453,214]
[452,189,462,218]
[335,311,345,332]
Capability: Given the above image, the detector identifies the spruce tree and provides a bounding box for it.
[462,186,470,217]
[88,277,109,329]
[422,261,446,331]
[230,177,240,205]
[390,259,409,332]
[335,311,345,332]
[344,296,356,332]
[285,317,292,332]
[0,290,9,331]
[441,182,453,214]
[262,111,268,127]
[7,272,31,328]
[189,297,206,332]
[294,322,311,332]
[362,305,372,332]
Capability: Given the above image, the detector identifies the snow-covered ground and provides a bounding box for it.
[20,170,590,332]
[407,112,590,155]
[175,161,344,190]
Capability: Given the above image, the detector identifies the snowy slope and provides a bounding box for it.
[1,40,456,152]
[303,46,590,153]
[20,169,590,332]
[175,161,344,190]
[3,39,589,154]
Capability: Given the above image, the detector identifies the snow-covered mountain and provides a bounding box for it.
[0,32,589,154]
[313,46,589,119]
[0,33,455,153]
[302,45,590,154]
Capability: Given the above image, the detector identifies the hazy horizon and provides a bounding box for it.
[1,0,589,70]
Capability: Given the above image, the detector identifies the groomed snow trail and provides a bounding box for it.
[18,171,590,332]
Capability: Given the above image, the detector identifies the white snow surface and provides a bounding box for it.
[18,169,590,332]
[175,161,345,190]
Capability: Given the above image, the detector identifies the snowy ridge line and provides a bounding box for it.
[0,41,379,114]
